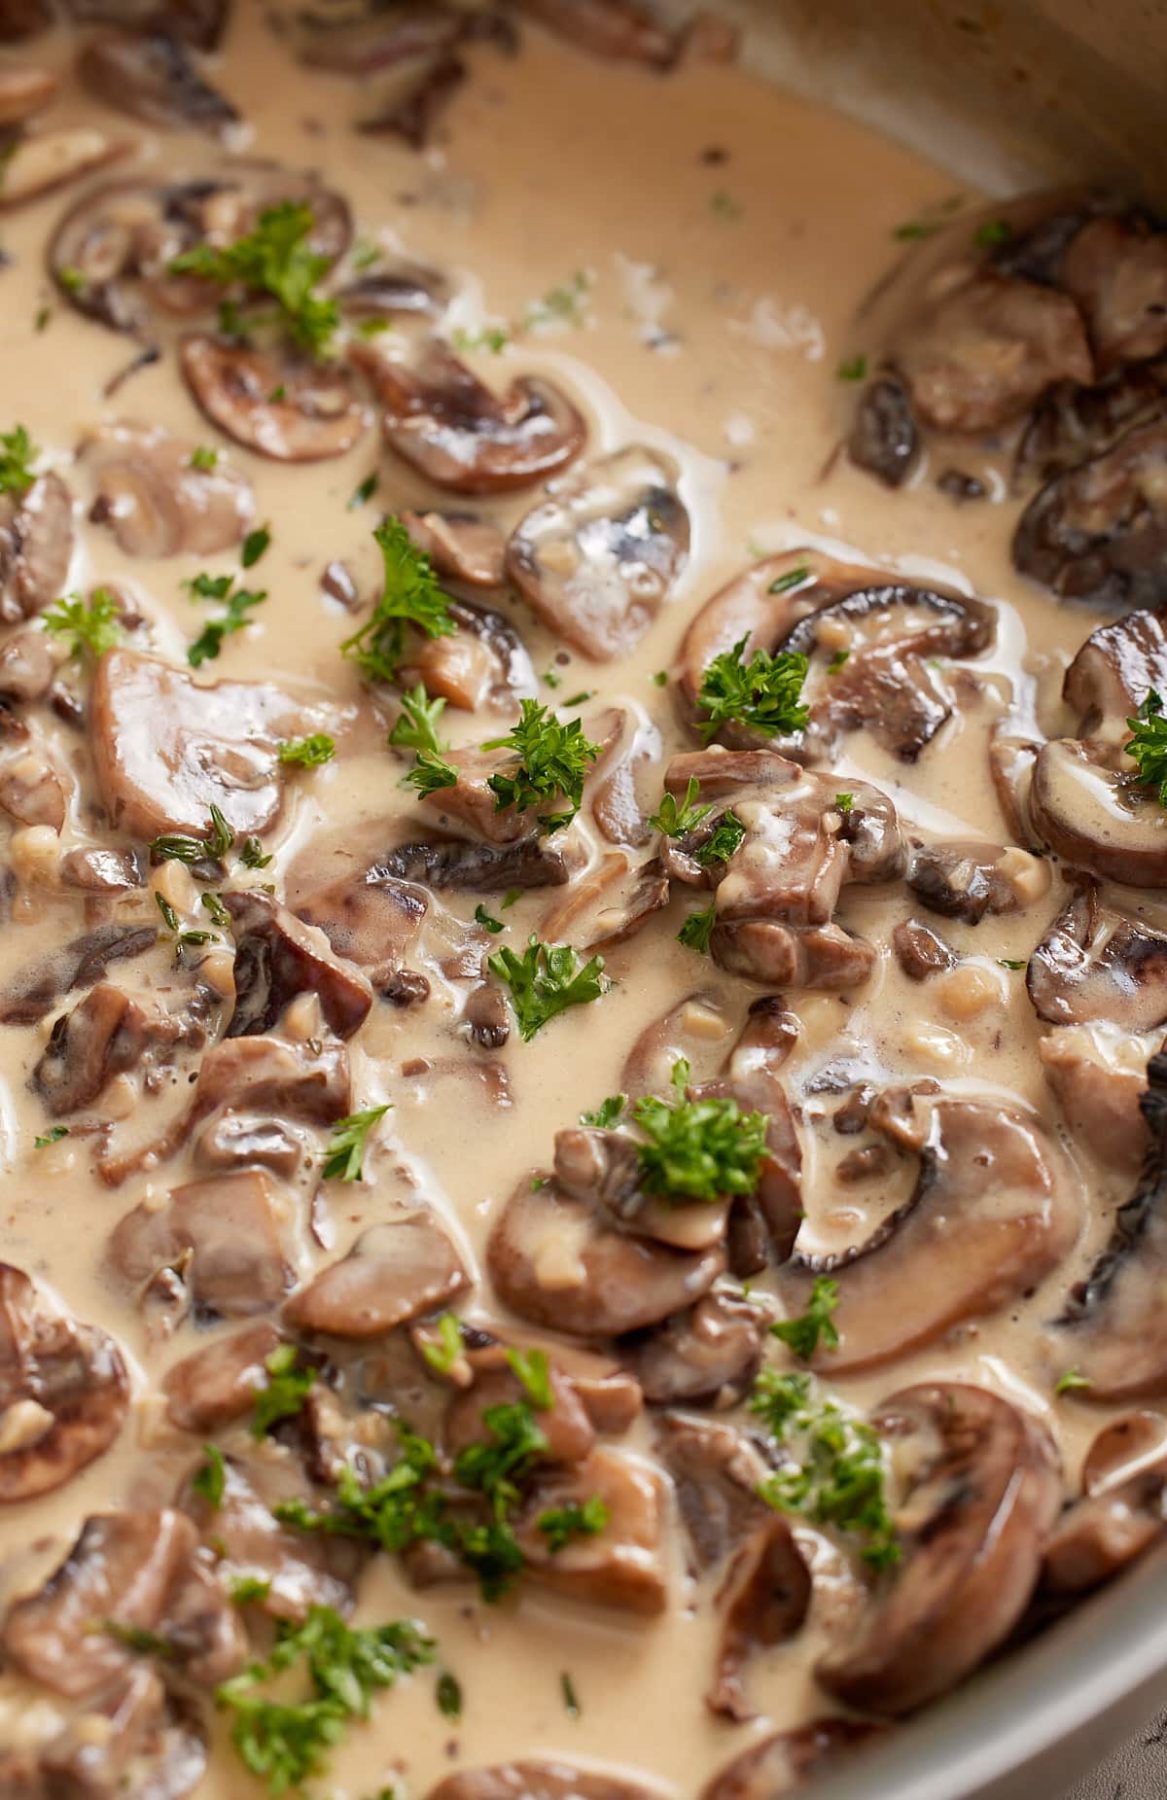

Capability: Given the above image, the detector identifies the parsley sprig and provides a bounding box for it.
[697,635,809,742]
[341,519,456,686]
[695,809,746,867]
[405,748,459,796]
[0,423,38,495]
[677,902,717,955]
[322,1105,391,1182]
[186,570,267,668]
[252,1345,316,1438]
[488,937,606,1041]
[630,1058,766,1204]
[483,700,600,833]
[536,1495,610,1553]
[1126,690,1167,806]
[388,683,447,755]
[278,733,335,768]
[648,776,712,838]
[771,1276,840,1360]
[171,201,340,357]
[42,588,123,660]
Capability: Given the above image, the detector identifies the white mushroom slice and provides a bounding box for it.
[1063,604,1167,739]
[81,420,254,556]
[506,445,689,659]
[284,1212,470,1338]
[1039,1024,1150,1175]
[0,470,74,621]
[0,125,130,209]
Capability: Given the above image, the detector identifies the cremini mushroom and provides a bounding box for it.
[699,1722,878,1800]
[707,1513,811,1719]
[654,1413,773,1571]
[0,60,56,122]
[1030,735,1167,887]
[398,595,537,714]
[516,0,679,64]
[284,1211,469,1338]
[162,1319,281,1432]
[32,981,188,1116]
[224,891,374,1040]
[427,1765,660,1800]
[1039,1024,1151,1174]
[506,445,690,659]
[110,1168,296,1319]
[79,28,238,134]
[81,420,254,556]
[180,332,369,461]
[1063,601,1167,737]
[402,509,506,588]
[0,920,157,1025]
[621,1287,769,1407]
[1043,1412,1167,1593]
[0,1263,129,1501]
[0,470,74,622]
[516,1448,670,1614]
[1027,884,1167,1029]
[907,839,1050,923]
[816,1382,1061,1714]
[0,125,129,209]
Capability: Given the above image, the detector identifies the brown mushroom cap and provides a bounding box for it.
[0,470,75,622]
[816,1382,1061,1715]
[79,27,238,134]
[81,419,254,557]
[356,336,586,494]
[180,332,368,462]
[706,1513,811,1719]
[284,1212,469,1338]
[506,445,689,659]
[427,1763,661,1800]
[698,1721,878,1800]
[1043,1411,1167,1594]
[110,1169,295,1319]
[1063,603,1167,736]
[907,839,1049,924]
[1031,735,1167,887]
[1027,885,1167,1030]
[515,1447,669,1614]
[0,1263,129,1502]
[779,1092,1082,1372]
[621,1287,769,1407]
[162,1320,281,1433]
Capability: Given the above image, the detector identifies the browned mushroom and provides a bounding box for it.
[356,336,586,493]
[0,1263,129,1501]
[285,1212,469,1338]
[0,920,157,1026]
[32,981,187,1116]
[621,1286,769,1407]
[378,830,585,892]
[1039,1026,1150,1174]
[706,1513,811,1720]
[506,445,689,659]
[293,866,428,980]
[891,916,958,981]
[0,622,56,701]
[0,1663,209,1800]
[162,1320,281,1432]
[0,61,56,122]
[848,374,920,487]
[402,509,506,588]
[63,1,229,48]
[699,1721,878,1800]
[0,719,68,828]
[1043,1412,1167,1593]
[778,1091,1082,1372]
[397,596,537,714]
[446,1352,596,1466]
[1016,361,1167,489]
[1030,735,1167,886]
[110,1168,296,1318]
[515,1448,669,1613]
[91,649,320,840]
[79,28,238,133]
[224,891,373,1040]
[817,1383,1061,1714]
[907,839,1050,923]
[516,0,677,64]
[81,420,254,556]
[1064,604,1167,744]
[1027,884,1167,1029]
[0,126,130,210]
[1061,212,1167,372]
[654,1412,772,1571]
[0,470,74,622]
[427,1764,660,1800]
[180,333,368,461]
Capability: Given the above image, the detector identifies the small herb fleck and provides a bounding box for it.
[771,1276,840,1360]
[1055,1368,1092,1395]
[252,1345,317,1439]
[34,1125,69,1149]
[241,524,271,569]
[836,353,868,382]
[192,1443,227,1509]
[768,564,811,595]
[474,903,505,935]
[349,471,380,510]
[436,1671,462,1719]
[278,733,336,768]
[189,445,220,472]
[677,902,717,956]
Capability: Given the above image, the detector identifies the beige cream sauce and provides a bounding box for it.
[0,10,1151,1797]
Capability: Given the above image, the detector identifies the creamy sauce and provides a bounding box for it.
[0,10,1157,1800]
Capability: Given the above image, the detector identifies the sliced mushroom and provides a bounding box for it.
[293,867,427,978]
[60,844,146,893]
[180,332,368,461]
[110,1168,295,1318]
[0,470,74,622]
[1013,416,1167,611]
[699,1721,878,1800]
[91,649,316,840]
[1027,884,1167,1029]
[4,1662,209,1800]
[891,916,957,981]
[0,623,55,701]
[398,596,537,714]
[427,1764,660,1800]
[707,1514,811,1720]
[516,0,677,65]
[817,1382,1061,1714]
[1061,212,1167,372]
[0,920,157,1025]
[1043,1412,1167,1593]
[778,1092,1081,1372]
[1039,1024,1150,1175]
[847,374,920,487]
[1064,602,1167,739]
[621,1287,768,1408]
[446,1352,595,1466]
[1016,362,1167,488]
[506,445,689,659]
[79,29,238,133]
[907,839,1050,923]
[67,0,230,48]
[32,981,185,1117]
[402,509,506,588]
[162,1320,281,1432]
[224,891,373,1040]
[0,62,56,123]
[285,1211,469,1338]
[356,336,586,494]
[0,722,68,829]
[82,419,254,556]
[540,851,670,952]
[1030,735,1167,886]
[515,1447,669,1614]
[0,1263,129,1501]
[377,831,584,892]
[0,125,129,209]
[654,1413,772,1572]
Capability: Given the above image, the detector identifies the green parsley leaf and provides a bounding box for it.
[229,1575,273,1604]
[1055,1368,1092,1396]
[651,670,669,687]
[1126,689,1167,805]
[186,573,267,668]
[561,1672,581,1717]
[536,1495,610,1553]
[488,937,606,1041]
[192,1443,227,1509]
[710,188,743,221]
[892,218,941,241]
[436,1671,462,1718]
[349,471,380,510]
[418,1312,464,1377]
[33,1125,69,1149]
[834,792,853,814]
[631,1057,766,1204]
[648,776,712,838]
[504,1346,553,1410]
[580,1094,626,1128]
[836,353,868,382]
[278,733,336,768]
[388,684,447,756]
[104,1621,174,1658]
[974,217,1013,248]
[242,524,272,569]
[768,564,811,595]
[696,634,809,742]
[405,748,459,796]
[170,201,340,356]
[770,1276,840,1360]
[322,1104,391,1182]
[474,903,505,934]
[0,423,38,495]
[694,809,746,867]
[483,700,600,833]
[677,902,717,955]
[351,240,381,271]
[524,271,590,332]
[252,1345,316,1439]
[450,324,510,355]
[341,518,456,685]
[189,445,219,472]
[543,668,561,689]
[997,958,1026,971]
[827,649,850,674]
[42,588,123,660]
[750,1368,900,1570]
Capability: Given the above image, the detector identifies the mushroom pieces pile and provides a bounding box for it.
[846,190,1167,609]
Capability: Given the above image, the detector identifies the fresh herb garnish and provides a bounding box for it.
[0,423,37,495]
[536,1495,610,1553]
[836,353,868,382]
[768,564,811,594]
[33,1125,69,1149]
[242,524,272,569]
[630,1058,766,1204]
[405,748,459,796]
[418,1312,464,1377]
[677,902,717,955]
[710,188,743,221]
[694,810,746,867]
[651,669,669,687]
[388,684,447,756]
[750,1369,900,1570]
[561,1672,581,1717]
[252,1345,317,1439]
[278,733,335,768]
[450,323,510,355]
[104,1622,173,1658]
[239,834,273,870]
[504,1346,553,1410]
[580,1094,626,1129]
[192,1443,228,1508]
[488,937,606,1041]
[201,891,231,930]
[974,217,1013,248]
[542,668,561,689]
[341,518,456,686]
[648,776,712,838]
[186,572,267,668]
[696,635,809,741]
[997,958,1026,971]
[827,648,850,673]
[349,471,380,510]
[189,445,219,472]
[771,1276,840,1360]
[892,218,941,241]
[483,700,600,833]
[834,792,853,814]
[149,804,234,867]
[322,1104,391,1182]
[1055,1368,1092,1396]
[436,1671,462,1719]
[474,903,505,934]
[1126,690,1167,805]
[171,201,340,356]
[42,588,123,660]
[229,1575,273,1604]
[154,891,216,951]
[524,271,590,332]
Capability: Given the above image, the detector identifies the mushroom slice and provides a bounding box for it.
[1061,212,1167,372]
[907,839,1050,923]
[1063,601,1167,737]
[427,1764,660,1800]
[817,1382,1061,1715]
[553,1124,728,1252]
[1053,1050,1167,1397]
[1043,1412,1167,1594]
[654,1413,772,1571]
[1027,885,1167,1029]
[621,1287,769,1407]
[12,1663,209,1800]
[892,916,957,982]
[32,981,184,1117]
[1039,1024,1150,1175]
[163,1320,281,1433]
[1013,416,1167,612]
[183,1455,362,1620]
[0,62,56,123]
[1030,735,1167,887]
[1016,362,1167,489]
[180,333,368,462]
[446,1353,595,1466]
[294,867,427,976]
[79,28,238,133]
[356,336,586,494]
[778,1093,1081,1372]
[110,1168,295,1318]
[487,1176,724,1338]
[0,1263,129,1502]
[847,373,920,488]
[398,596,537,714]
[0,920,157,1026]
[707,1514,811,1720]
[515,1448,669,1614]
[506,445,689,659]
[699,1721,878,1800]
[377,832,584,892]
[284,1211,469,1338]
[402,509,506,589]
[0,470,74,622]
[82,420,254,557]
[0,125,129,209]
[516,0,677,65]
[91,649,313,839]
[224,891,373,1040]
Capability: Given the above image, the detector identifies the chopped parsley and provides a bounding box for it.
[388,684,447,756]
[418,1312,464,1377]
[483,700,600,833]
[504,1346,553,1410]
[892,217,941,241]
[0,423,38,495]
[750,1369,900,1570]
[405,748,459,796]
[451,323,510,355]
[974,217,1013,248]
[149,803,234,867]
[580,1094,626,1129]
[997,958,1026,971]
[104,1622,174,1659]
[474,903,505,935]
[189,445,219,472]
[192,1443,227,1509]
[524,271,590,333]
[770,1276,840,1360]
[488,937,606,1041]
[322,1105,391,1182]
[834,792,853,814]
[341,518,456,685]
[536,1495,610,1553]
[696,635,809,741]
[349,470,380,510]
[42,588,123,660]
[186,571,267,668]
[252,1345,317,1439]
[630,1058,766,1204]
[648,776,712,838]
[768,564,811,595]
[436,1671,462,1719]
[242,524,272,569]
[836,353,868,382]
[1055,1368,1092,1396]
[651,670,669,687]
[677,902,717,955]
[1126,689,1167,805]
[709,188,743,221]
[561,1672,581,1717]
[33,1125,69,1149]
[827,649,850,674]
[694,810,746,867]
[171,201,340,356]
[277,733,336,768]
